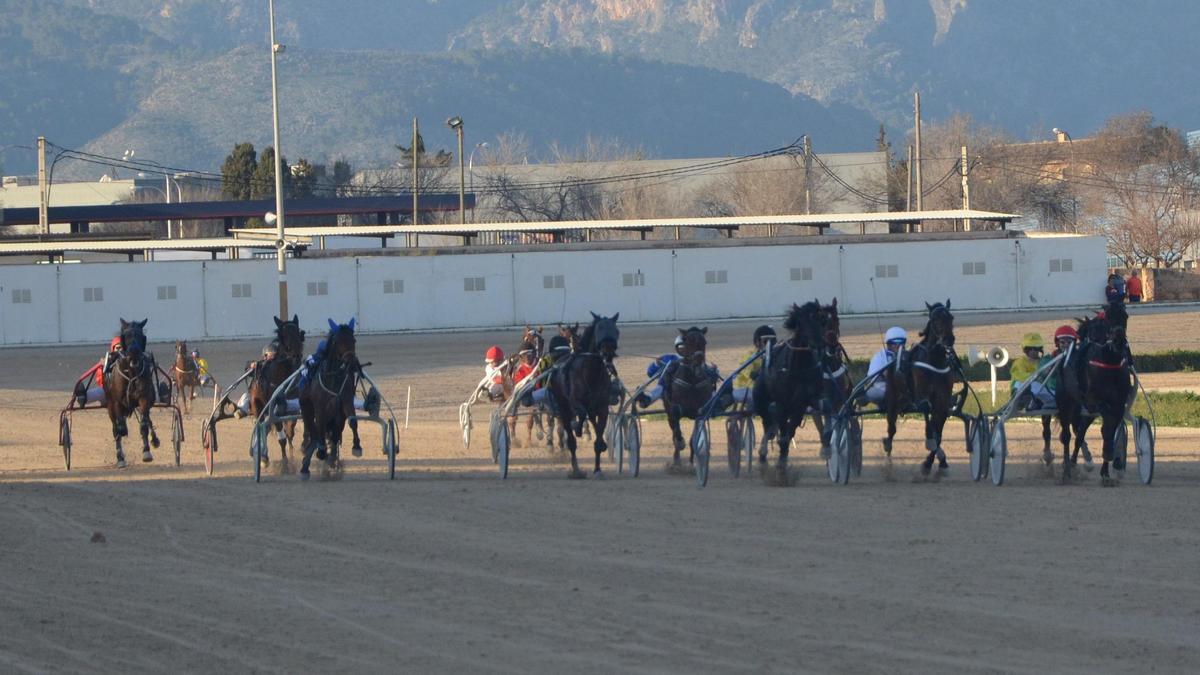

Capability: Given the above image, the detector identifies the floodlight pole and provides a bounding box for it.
[269,0,288,318]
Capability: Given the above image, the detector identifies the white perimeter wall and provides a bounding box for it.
[0,234,1107,346]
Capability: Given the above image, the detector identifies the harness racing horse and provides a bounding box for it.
[173,340,200,415]
[249,315,305,470]
[547,312,619,478]
[811,299,850,458]
[753,301,827,474]
[661,326,718,466]
[299,319,360,480]
[1066,302,1132,486]
[104,319,159,468]
[509,326,549,447]
[885,301,958,476]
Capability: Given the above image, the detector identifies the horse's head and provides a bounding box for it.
[783,301,824,350]
[522,325,544,357]
[557,323,580,351]
[588,312,620,360]
[274,314,305,360]
[1104,300,1129,344]
[820,297,841,350]
[678,326,708,366]
[175,340,187,358]
[119,318,148,357]
[1078,315,1107,346]
[921,299,956,351]
[325,318,357,365]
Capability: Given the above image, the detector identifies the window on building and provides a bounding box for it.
[1049,258,1074,273]
[306,281,329,296]
[874,264,899,279]
[622,272,645,287]
[83,287,104,302]
[543,274,565,289]
[10,289,31,304]
[705,270,728,284]
[464,277,486,292]
[790,267,813,281]
[232,283,252,298]
[383,279,404,294]
[156,285,177,300]
[962,262,986,276]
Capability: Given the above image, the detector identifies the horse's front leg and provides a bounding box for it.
[111,412,128,468]
[665,400,685,465]
[592,408,609,475]
[1041,415,1053,465]
[139,406,154,463]
[1100,414,1118,487]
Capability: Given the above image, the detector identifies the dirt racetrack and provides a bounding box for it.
[1,306,1199,673]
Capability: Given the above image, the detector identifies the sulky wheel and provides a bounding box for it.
[849,416,863,478]
[690,419,711,487]
[387,419,398,481]
[989,420,1007,486]
[1113,421,1129,476]
[202,420,216,476]
[251,423,267,483]
[489,407,503,464]
[459,402,473,449]
[496,423,510,479]
[742,417,756,476]
[725,417,743,478]
[59,417,72,471]
[827,416,850,485]
[172,413,183,467]
[611,414,625,470]
[968,416,989,482]
[1133,416,1154,485]
[625,416,641,478]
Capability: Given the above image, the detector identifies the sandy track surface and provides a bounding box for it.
[1,307,1199,673]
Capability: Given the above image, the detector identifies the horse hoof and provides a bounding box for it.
[315,448,327,461]
[352,445,363,458]
[920,460,933,477]
[116,459,127,469]
[1101,476,1118,487]
[592,470,605,480]
[142,451,153,463]
[151,437,161,449]
[568,470,587,480]
[819,445,831,460]
[299,471,310,482]
[1042,449,1054,465]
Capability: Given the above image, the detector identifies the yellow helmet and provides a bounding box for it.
[1020,332,1045,350]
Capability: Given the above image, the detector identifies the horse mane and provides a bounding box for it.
[579,319,598,353]
[783,301,822,333]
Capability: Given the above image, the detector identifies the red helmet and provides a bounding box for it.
[1095,310,1106,321]
[1054,325,1078,342]
[485,346,504,362]
[110,336,123,350]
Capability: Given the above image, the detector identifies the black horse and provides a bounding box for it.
[660,326,719,466]
[298,319,359,480]
[753,301,827,474]
[812,298,849,459]
[884,301,958,476]
[104,319,159,468]
[1059,302,1132,485]
[547,312,619,478]
[249,315,305,469]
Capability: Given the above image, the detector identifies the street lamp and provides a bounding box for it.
[446,116,465,225]
[268,0,288,318]
[469,142,487,224]
[138,159,184,238]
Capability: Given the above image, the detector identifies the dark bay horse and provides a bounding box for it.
[509,326,548,447]
[1059,302,1132,485]
[249,315,305,469]
[104,319,158,468]
[173,340,200,415]
[753,302,827,473]
[812,298,849,458]
[661,326,718,465]
[299,319,359,479]
[547,312,619,478]
[885,301,957,476]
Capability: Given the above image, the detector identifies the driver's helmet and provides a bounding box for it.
[884,326,907,345]
[263,343,277,358]
[109,336,123,351]
[547,335,570,355]
[752,324,776,344]
[673,335,685,353]
[485,345,504,363]
[1020,332,1045,352]
[1054,325,1079,343]
[190,349,200,358]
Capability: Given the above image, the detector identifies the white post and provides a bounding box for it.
[269,0,288,318]
[404,386,411,430]
[990,364,997,406]
[37,136,48,236]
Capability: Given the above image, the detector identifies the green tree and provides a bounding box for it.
[250,146,291,200]
[220,142,257,200]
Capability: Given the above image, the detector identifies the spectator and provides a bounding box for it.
[1105,273,1126,303]
[1126,269,1143,303]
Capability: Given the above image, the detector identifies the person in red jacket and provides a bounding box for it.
[73,336,124,407]
[1126,270,1143,303]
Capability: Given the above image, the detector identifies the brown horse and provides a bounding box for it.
[248,315,305,470]
[299,319,359,480]
[104,319,159,468]
[661,326,718,465]
[884,300,957,476]
[547,312,619,478]
[172,340,200,415]
[509,326,547,447]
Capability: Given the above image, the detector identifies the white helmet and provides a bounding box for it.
[673,335,685,350]
[884,326,907,344]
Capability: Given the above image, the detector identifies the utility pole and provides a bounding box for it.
[802,135,813,215]
[914,92,923,225]
[268,0,288,319]
[412,117,420,246]
[905,144,913,232]
[960,144,970,231]
[37,136,48,236]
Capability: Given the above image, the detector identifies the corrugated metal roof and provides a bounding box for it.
[0,238,306,255]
